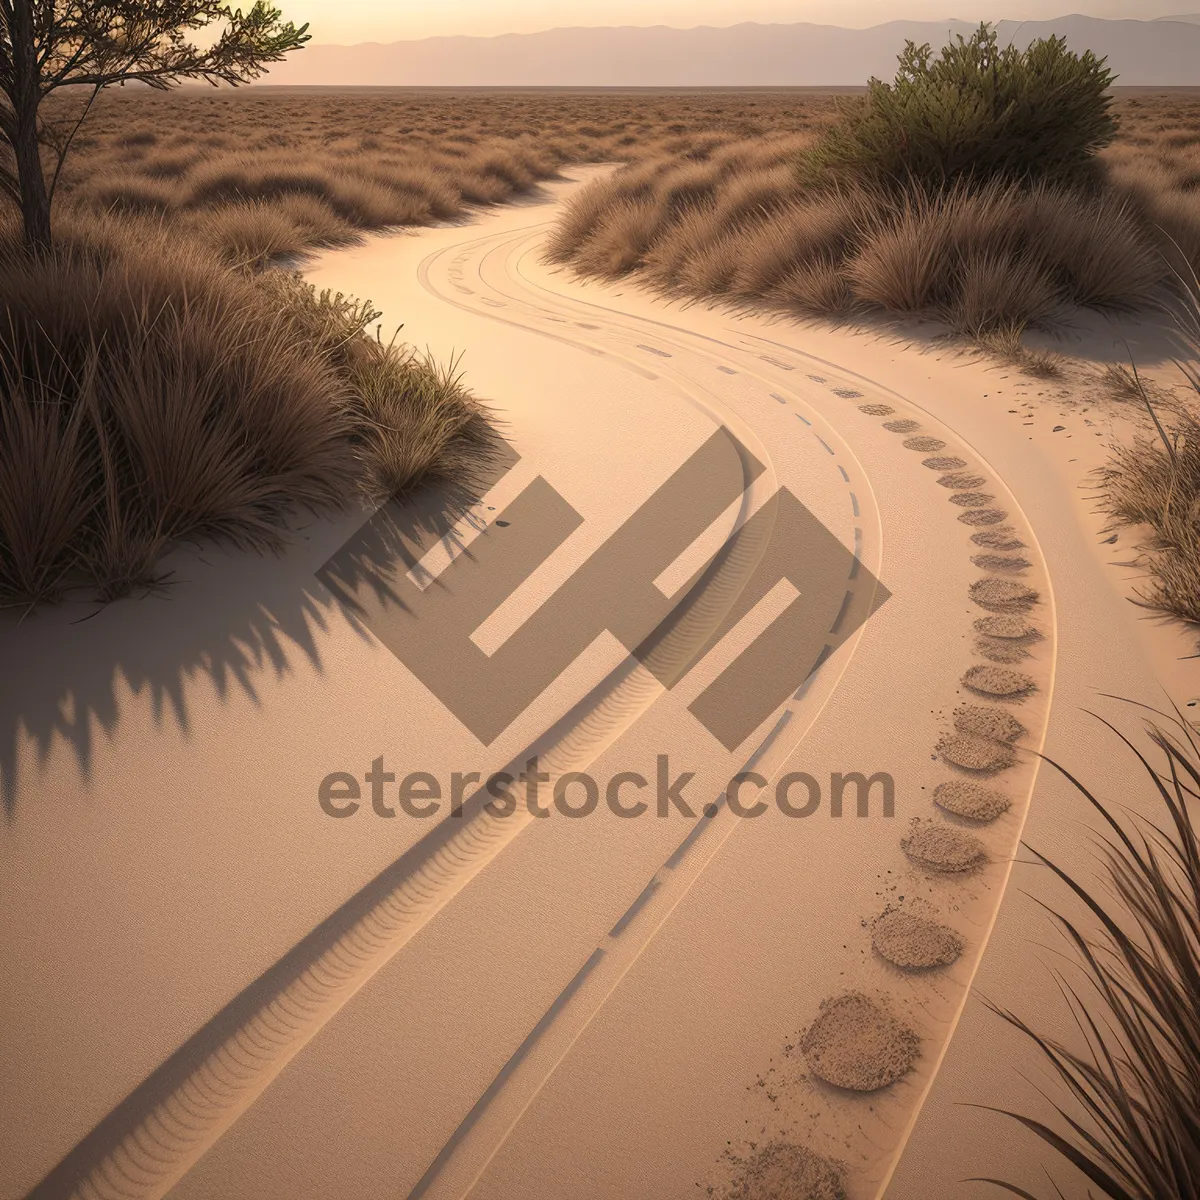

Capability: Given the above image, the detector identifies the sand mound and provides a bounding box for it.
[934,779,1011,821]
[902,819,988,872]
[958,508,1008,526]
[953,703,1026,742]
[801,992,920,1091]
[963,665,1037,698]
[973,614,1040,639]
[936,732,1016,772]
[858,403,894,416]
[949,491,995,508]
[903,436,947,452]
[922,456,967,470]
[971,553,1031,572]
[883,419,921,432]
[971,528,1026,551]
[937,472,987,489]
[721,1141,847,1200]
[969,578,1039,612]
[975,636,1031,663]
[872,909,964,969]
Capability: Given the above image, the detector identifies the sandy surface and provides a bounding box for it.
[4,168,1194,1200]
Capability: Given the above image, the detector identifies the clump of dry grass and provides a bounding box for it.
[977,716,1200,1199]
[0,211,494,608]
[548,160,1167,339]
[50,87,841,264]
[1098,405,1200,630]
[1093,280,1200,637]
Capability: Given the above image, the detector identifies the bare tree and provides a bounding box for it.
[0,2,309,249]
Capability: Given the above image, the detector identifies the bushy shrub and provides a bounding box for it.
[803,23,1117,192]
[0,213,494,608]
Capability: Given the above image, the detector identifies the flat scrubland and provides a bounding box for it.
[5,86,1200,627]
[49,87,841,263]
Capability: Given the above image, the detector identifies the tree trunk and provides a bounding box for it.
[9,0,50,251]
[12,98,50,250]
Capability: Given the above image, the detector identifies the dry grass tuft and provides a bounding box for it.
[979,716,1200,1199]
[0,212,494,608]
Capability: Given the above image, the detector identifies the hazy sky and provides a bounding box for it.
[278,1,1197,44]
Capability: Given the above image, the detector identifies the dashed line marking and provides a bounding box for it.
[638,344,672,357]
[829,589,855,635]
[850,492,860,517]
[770,393,789,404]
[577,322,601,330]
[796,413,812,426]
[815,436,835,455]
[454,286,474,295]
[850,528,863,579]
[838,465,850,483]
[717,365,737,375]
[480,298,506,307]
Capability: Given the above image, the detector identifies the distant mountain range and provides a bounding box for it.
[260,16,1200,88]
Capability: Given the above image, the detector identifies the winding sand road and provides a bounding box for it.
[4,169,1186,1200]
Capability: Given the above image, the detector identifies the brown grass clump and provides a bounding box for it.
[0,213,494,607]
[858,403,894,416]
[801,992,920,1091]
[902,818,989,872]
[923,455,967,471]
[981,718,1200,1199]
[953,703,1027,743]
[933,779,1011,821]
[1097,401,1200,632]
[936,732,1017,773]
[882,419,921,432]
[903,436,947,452]
[720,1141,847,1200]
[872,909,964,969]
[962,665,1037,698]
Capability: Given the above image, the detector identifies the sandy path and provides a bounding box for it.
[6,169,1186,1200]
[156,179,1049,1198]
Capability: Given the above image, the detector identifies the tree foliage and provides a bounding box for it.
[803,23,1118,192]
[0,2,310,246]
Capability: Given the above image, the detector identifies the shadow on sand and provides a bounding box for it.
[0,440,517,823]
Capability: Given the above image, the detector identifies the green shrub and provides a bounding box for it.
[802,23,1117,192]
